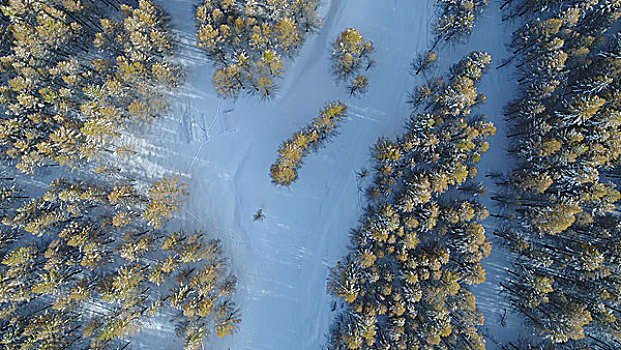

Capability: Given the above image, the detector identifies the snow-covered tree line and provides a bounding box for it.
[325,52,495,350]
[495,0,621,348]
[433,0,489,49]
[195,0,321,98]
[0,1,241,349]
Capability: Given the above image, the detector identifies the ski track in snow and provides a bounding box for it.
[131,1,525,349]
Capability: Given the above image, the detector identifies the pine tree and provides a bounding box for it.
[331,28,375,95]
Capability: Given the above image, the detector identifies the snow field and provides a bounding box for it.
[135,1,524,348]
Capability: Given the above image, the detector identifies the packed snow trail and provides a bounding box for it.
[132,0,523,349]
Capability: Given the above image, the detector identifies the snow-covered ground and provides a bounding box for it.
[130,1,525,349]
[458,5,526,347]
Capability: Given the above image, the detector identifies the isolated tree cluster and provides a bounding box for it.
[433,0,489,49]
[497,0,621,348]
[195,0,321,98]
[331,28,375,96]
[270,102,347,186]
[0,0,179,175]
[326,52,495,350]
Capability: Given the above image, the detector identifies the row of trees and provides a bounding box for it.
[326,52,495,350]
[0,0,179,174]
[497,0,621,348]
[270,102,347,186]
[331,28,375,96]
[196,0,321,98]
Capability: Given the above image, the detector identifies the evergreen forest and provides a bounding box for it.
[2,1,621,350]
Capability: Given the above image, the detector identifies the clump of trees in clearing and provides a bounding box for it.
[0,0,180,175]
[331,28,375,96]
[195,0,321,98]
[326,52,495,350]
[270,102,347,186]
[495,0,621,348]
[413,51,438,75]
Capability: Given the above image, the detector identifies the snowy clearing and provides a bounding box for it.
[135,0,524,348]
